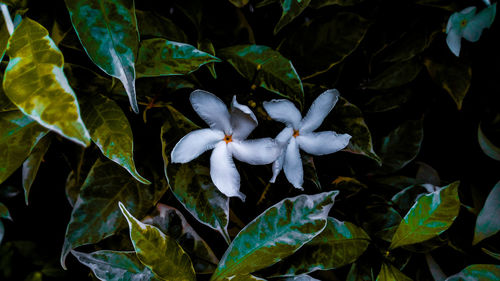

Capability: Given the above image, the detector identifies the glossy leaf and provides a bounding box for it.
[473,180,500,245]
[0,201,10,220]
[136,38,220,78]
[219,44,304,107]
[161,105,230,243]
[135,10,187,42]
[378,119,423,174]
[309,0,364,8]
[376,263,412,281]
[389,181,460,249]
[446,264,500,281]
[22,134,51,205]
[0,110,48,184]
[274,0,312,34]
[424,57,471,110]
[80,93,150,184]
[210,191,339,281]
[72,250,159,281]
[2,18,90,146]
[365,58,422,90]
[119,202,196,281]
[61,159,167,269]
[142,203,219,273]
[268,218,370,276]
[65,0,140,113]
[280,12,369,78]
[478,123,500,161]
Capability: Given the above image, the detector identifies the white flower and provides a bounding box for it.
[263,89,351,189]
[171,90,280,201]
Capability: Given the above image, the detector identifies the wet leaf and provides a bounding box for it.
[136,38,220,78]
[210,191,339,280]
[65,0,140,113]
[22,134,51,205]
[81,93,150,184]
[376,263,412,281]
[473,180,500,245]
[389,181,460,249]
[136,10,187,42]
[219,44,304,107]
[142,203,219,274]
[119,202,196,281]
[365,58,422,90]
[2,18,90,146]
[274,0,311,34]
[446,264,500,281]
[61,159,167,269]
[478,123,500,161]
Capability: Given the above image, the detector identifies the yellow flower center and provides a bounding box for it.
[460,19,468,28]
[224,135,233,144]
[293,129,300,138]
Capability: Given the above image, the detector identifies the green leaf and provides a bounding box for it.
[1,9,9,62]
[364,58,422,90]
[136,38,220,78]
[302,154,321,190]
[481,248,500,261]
[473,180,500,245]
[309,0,364,8]
[2,18,90,146]
[63,63,111,95]
[378,119,423,174]
[389,181,460,250]
[119,202,196,281]
[424,57,471,110]
[228,0,250,8]
[135,10,188,42]
[61,158,167,269]
[478,123,500,161]
[0,220,4,244]
[279,12,369,78]
[65,0,140,113]
[210,191,339,281]
[219,44,304,107]
[415,0,461,11]
[22,134,51,205]
[80,93,150,184]
[72,250,160,281]
[376,263,412,281]
[0,78,16,112]
[267,218,370,276]
[0,110,48,184]
[282,275,320,281]
[0,201,11,220]
[347,262,375,281]
[198,39,218,79]
[274,0,312,34]
[364,88,414,113]
[328,97,381,165]
[161,105,230,243]
[142,203,219,274]
[223,275,267,281]
[446,264,500,281]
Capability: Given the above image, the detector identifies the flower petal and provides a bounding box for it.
[231,96,258,140]
[263,99,302,129]
[299,89,339,133]
[446,28,462,57]
[270,151,285,183]
[297,131,351,155]
[463,4,496,42]
[229,138,281,165]
[275,127,294,146]
[210,142,245,200]
[283,138,303,189]
[171,128,224,163]
[190,90,232,134]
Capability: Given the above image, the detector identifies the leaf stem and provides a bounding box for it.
[1,3,14,35]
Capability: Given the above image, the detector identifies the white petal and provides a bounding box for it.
[171,129,224,163]
[275,127,294,146]
[270,150,285,183]
[299,89,339,133]
[446,28,462,57]
[229,138,281,165]
[297,131,351,155]
[190,90,232,134]
[231,95,258,140]
[210,142,245,201]
[463,4,496,42]
[283,138,303,189]
[263,99,302,129]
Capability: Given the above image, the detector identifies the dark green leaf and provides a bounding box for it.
[425,254,445,281]
[478,123,500,161]
[119,202,196,281]
[302,154,321,190]
[391,184,435,214]
[347,262,375,281]
[142,203,219,274]
[481,248,500,261]
[424,57,471,110]
[2,18,90,146]
[378,119,423,174]
[228,0,250,8]
[136,38,220,78]
[161,105,230,243]
[65,0,140,113]
[81,93,150,184]
[362,204,402,243]
[0,220,4,244]
[274,0,312,34]
[0,201,10,220]
[135,10,187,42]
[365,58,422,90]
[416,162,440,186]
[63,63,111,95]
[198,39,218,79]
[72,250,160,281]
[376,263,412,281]
[415,0,461,11]
[210,191,339,281]
[473,180,500,245]
[309,0,364,8]
[0,110,48,184]
[363,88,414,113]
[268,218,370,276]
[219,44,304,107]
[61,159,167,269]
[446,264,500,281]
[22,134,51,205]
[389,181,460,249]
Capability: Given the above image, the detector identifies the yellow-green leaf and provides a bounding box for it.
[228,0,250,8]
[2,18,90,146]
[376,263,412,281]
[119,202,196,281]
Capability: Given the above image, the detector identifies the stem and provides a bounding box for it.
[1,3,14,35]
